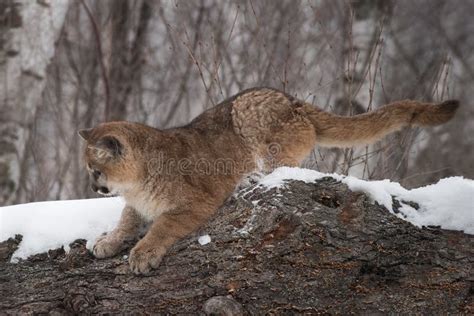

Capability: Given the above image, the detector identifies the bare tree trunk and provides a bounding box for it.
[107,0,151,122]
[0,0,70,205]
[1,179,472,314]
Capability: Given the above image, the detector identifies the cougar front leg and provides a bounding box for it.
[129,207,213,275]
[93,206,144,258]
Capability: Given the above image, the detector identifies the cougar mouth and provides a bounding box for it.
[98,186,110,195]
[91,184,116,197]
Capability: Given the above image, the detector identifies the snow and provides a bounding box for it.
[0,197,124,261]
[395,177,474,233]
[198,234,211,245]
[260,167,474,234]
[0,167,473,262]
[258,167,343,187]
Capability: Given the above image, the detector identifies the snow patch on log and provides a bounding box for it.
[0,197,123,261]
[198,234,211,245]
[258,167,474,234]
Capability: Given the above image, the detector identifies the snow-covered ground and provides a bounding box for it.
[1,167,473,262]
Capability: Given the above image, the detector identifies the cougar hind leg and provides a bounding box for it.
[259,117,316,172]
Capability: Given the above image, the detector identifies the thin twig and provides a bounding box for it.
[79,0,111,121]
[210,5,239,95]
[182,25,215,106]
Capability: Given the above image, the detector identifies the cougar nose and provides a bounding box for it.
[91,184,99,192]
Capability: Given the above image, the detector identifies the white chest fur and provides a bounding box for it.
[124,190,169,222]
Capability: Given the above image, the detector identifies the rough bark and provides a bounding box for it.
[0,178,473,314]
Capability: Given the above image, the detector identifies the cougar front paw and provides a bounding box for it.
[92,233,124,259]
[129,244,166,275]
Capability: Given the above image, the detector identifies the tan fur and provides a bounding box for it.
[304,99,459,147]
[79,87,459,274]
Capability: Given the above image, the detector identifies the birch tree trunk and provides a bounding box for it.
[0,0,70,205]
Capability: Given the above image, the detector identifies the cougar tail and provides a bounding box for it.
[303,100,459,148]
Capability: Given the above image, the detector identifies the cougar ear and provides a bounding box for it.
[92,136,123,159]
[78,128,93,141]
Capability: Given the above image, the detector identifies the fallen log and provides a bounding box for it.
[0,178,473,314]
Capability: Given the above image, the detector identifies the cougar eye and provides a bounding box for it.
[93,170,102,178]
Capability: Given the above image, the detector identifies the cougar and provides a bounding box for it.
[79,87,459,274]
